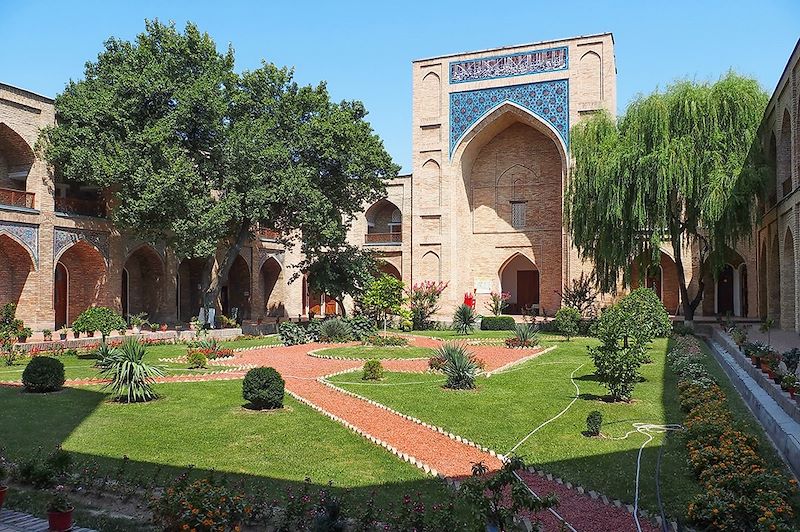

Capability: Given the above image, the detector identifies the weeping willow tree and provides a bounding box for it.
[566,72,770,324]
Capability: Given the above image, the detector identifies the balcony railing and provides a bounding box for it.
[257,228,280,240]
[364,232,402,245]
[55,196,106,218]
[0,187,35,209]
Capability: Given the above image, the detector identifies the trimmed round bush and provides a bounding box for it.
[187,351,208,369]
[22,356,65,393]
[586,410,603,436]
[362,359,384,381]
[242,367,285,409]
[480,316,516,331]
[555,307,582,340]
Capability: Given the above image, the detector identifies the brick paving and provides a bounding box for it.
[8,337,657,531]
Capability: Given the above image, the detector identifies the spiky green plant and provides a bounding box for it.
[514,324,539,344]
[93,340,119,368]
[319,317,353,343]
[99,338,163,403]
[437,343,478,389]
[452,304,477,335]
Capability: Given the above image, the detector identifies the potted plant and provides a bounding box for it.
[47,486,74,532]
[0,462,7,511]
[72,328,80,339]
[16,326,32,343]
[59,328,68,341]
[159,323,168,332]
[129,312,149,334]
[782,375,798,398]
[189,316,200,331]
[42,329,53,342]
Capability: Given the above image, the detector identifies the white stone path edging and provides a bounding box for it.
[307,347,429,362]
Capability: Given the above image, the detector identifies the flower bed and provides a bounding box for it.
[668,334,797,531]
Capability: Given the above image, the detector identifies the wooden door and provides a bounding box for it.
[717,264,734,315]
[517,270,540,311]
[54,263,68,329]
[325,295,338,315]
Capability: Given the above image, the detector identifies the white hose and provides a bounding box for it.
[606,423,683,532]
[507,364,584,455]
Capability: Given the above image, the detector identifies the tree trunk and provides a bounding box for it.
[200,221,251,326]
[336,298,347,317]
[672,235,704,328]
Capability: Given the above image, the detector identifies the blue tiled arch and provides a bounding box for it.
[449,79,569,157]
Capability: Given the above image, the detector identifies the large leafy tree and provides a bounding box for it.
[303,242,377,316]
[566,73,769,324]
[41,21,396,316]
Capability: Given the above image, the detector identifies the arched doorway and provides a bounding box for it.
[499,253,539,315]
[758,241,768,319]
[123,245,164,321]
[717,264,735,316]
[364,199,402,245]
[0,123,35,209]
[55,241,107,327]
[378,261,401,280]
[782,229,796,331]
[453,102,566,316]
[0,234,34,310]
[769,233,781,321]
[222,255,250,321]
[260,257,285,317]
[178,258,206,323]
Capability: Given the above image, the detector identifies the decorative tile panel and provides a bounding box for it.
[449,46,567,84]
[0,221,38,268]
[54,228,109,262]
[449,79,569,156]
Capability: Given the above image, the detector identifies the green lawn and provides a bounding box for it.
[0,336,280,382]
[316,346,434,359]
[329,336,790,522]
[0,380,445,508]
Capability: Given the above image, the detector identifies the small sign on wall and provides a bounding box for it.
[474,278,494,294]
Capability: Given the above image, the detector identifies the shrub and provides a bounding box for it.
[483,291,510,316]
[428,353,446,371]
[479,316,516,331]
[365,334,408,347]
[99,339,163,402]
[408,281,448,330]
[437,343,478,389]
[672,322,694,336]
[243,367,285,409]
[22,356,65,393]
[187,337,233,359]
[305,318,322,342]
[187,351,208,369]
[618,288,671,342]
[279,321,307,346]
[557,272,598,316]
[346,315,377,341]
[151,477,251,532]
[319,317,353,343]
[71,306,127,340]
[362,359,384,381]
[505,324,539,349]
[555,307,581,340]
[452,304,477,335]
[589,344,641,402]
[586,411,602,436]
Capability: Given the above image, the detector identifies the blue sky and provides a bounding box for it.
[1,1,798,172]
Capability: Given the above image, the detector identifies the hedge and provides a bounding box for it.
[480,316,516,331]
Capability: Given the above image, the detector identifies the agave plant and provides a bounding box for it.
[438,343,478,389]
[452,304,477,335]
[99,338,163,403]
[505,324,540,349]
[319,318,353,343]
[93,340,119,368]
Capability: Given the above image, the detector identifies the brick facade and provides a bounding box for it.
[3,34,796,330]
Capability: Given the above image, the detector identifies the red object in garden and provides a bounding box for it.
[48,509,74,532]
[464,292,476,309]
[0,485,7,510]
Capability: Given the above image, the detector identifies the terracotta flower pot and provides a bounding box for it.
[73,332,80,339]
[0,485,7,510]
[47,508,74,532]
[59,333,67,341]
[789,387,796,399]
[160,324,168,332]
[86,331,94,338]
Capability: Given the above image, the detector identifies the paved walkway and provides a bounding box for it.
[10,337,657,531]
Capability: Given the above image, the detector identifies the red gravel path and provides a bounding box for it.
[12,337,654,531]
